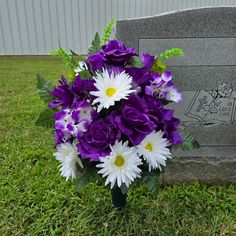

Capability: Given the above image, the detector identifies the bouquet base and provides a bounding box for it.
[111,186,127,209]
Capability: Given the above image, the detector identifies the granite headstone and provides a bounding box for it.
[116,7,236,183]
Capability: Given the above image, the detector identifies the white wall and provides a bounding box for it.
[0,0,235,55]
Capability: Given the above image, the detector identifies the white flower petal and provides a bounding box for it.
[53,140,83,180]
[136,130,171,172]
[90,69,136,111]
[96,140,142,189]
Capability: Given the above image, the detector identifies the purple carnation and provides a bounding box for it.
[78,112,121,161]
[115,94,156,145]
[54,129,70,146]
[163,117,183,145]
[144,95,183,145]
[50,76,74,109]
[145,71,182,103]
[126,53,155,85]
[85,52,105,72]
[54,100,97,139]
[101,39,136,64]
[72,75,96,101]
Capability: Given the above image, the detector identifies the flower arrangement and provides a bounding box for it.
[36,20,199,208]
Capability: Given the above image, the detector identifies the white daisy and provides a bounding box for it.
[90,69,135,112]
[53,140,83,181]
[136,131,172,172]
[96,140,142,189]
[74,61,88,76]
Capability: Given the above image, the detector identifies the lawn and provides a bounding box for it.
[0,57,236,236]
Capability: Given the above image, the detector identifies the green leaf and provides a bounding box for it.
[174,130,200,151]
[50,47,77,69]
[69,49,86,61]
[88,32,101,54]
[78,70,90,80]
[36,74,53,104]
[151,58,166,74]
[68,69,75,79]
[142,172,161,193]
[35,108,54,128]
[76,174,90,194]
[160,48,184,61]
[101,18,116,44]
[126,56,144,68]
[120,184,128,195]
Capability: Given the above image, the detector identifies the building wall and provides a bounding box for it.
[0,0,235,55]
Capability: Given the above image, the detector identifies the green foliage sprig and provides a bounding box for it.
[160,48,184,61]
[175,130,200,151]
[126,56,144,68]
[142,171,161,193]
[151,58,166,74]
[101,18,116,44]
[88,32,102,55]
[35,108,55,128]
[35,74,55,128]
[50,47,78,69]
[36,74,54,104]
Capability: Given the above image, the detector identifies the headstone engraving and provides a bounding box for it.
[116,7,236,183]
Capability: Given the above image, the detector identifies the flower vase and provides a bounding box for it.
[111,186,127,209]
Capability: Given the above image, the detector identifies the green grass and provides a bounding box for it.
[0,56,236,236]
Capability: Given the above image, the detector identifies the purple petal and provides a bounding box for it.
[162,71,172,82]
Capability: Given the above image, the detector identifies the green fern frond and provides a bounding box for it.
[175,130,200,151]
[50,47,77,69]
[88,32,102,54]
[101,18,116,44]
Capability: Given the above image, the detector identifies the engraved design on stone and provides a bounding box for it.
[183,83,235,128]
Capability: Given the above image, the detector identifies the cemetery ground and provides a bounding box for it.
[0,56,236,235]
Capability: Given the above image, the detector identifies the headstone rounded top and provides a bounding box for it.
[116,7,236,51]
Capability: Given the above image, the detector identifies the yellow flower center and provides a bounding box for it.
[106,87,117,97]
[144,142,153,152]
[114,155,125,167]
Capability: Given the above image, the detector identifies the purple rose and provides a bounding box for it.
[144,95,164,122]
[101,39,136,64]
[85,52,105,72]
[78,113,121,161]
[115,94,156,145]
[106,65,125,75]
[50,76,74,109]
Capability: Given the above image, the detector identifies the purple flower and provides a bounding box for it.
[54,109,73,132]
[115,94,156,145]
[54,100,97,139]
[78,113,121,161]
[72,75,96,101]
[141,53,155,72]
[159,116,183,145]
[144,95,183,145]
[126,53,155,85]
[106,65,125,75]
[144,95,164,122]
[54,129,70,146]
[50,76,74,109]
[101,40,136,64]
[85,52,105,72]
[145,71,182,103]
